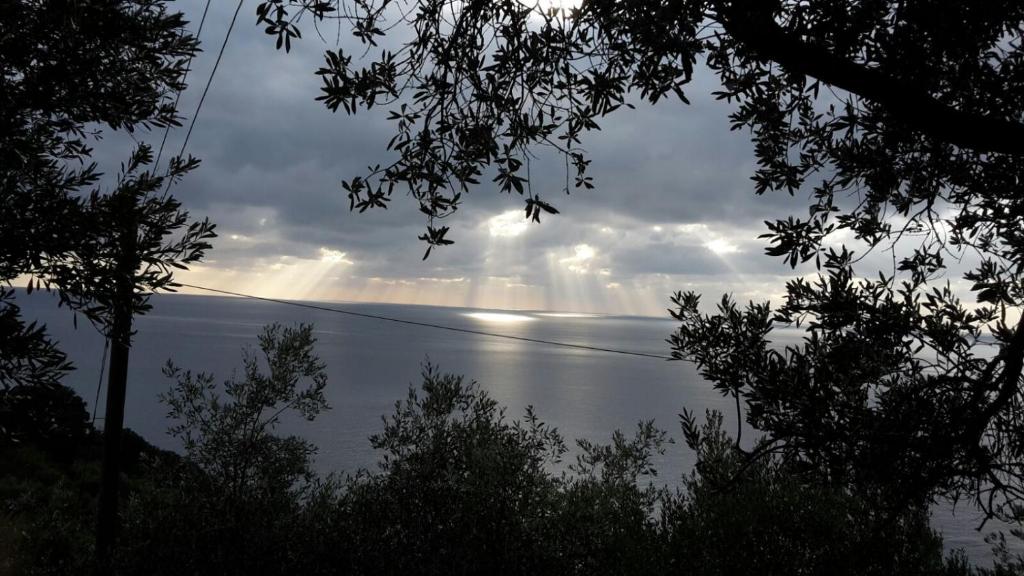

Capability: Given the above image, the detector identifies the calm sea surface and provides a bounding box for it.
[15,291,1009,563]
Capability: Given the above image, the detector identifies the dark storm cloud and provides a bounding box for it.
[89,0,849,313]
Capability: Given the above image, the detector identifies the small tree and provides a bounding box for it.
[667,409,949,576]
[115,323,329,576]
[2,5,218,559]
[161,323,329,498]
[348,363,565,575]
[669,248,1019,515]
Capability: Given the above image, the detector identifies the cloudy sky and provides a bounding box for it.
[91,1,913,316]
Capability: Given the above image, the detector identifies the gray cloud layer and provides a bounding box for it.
[83,1,904,316]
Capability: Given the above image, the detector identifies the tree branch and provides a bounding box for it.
[716,1,1024,155]
[981,313,1024,425]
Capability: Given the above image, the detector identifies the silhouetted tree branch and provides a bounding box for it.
[263,0,1024,522]
[714,0,1024,154]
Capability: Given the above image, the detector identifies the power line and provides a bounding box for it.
[173,0,245,169]
[176,283,674,361]
[91,337,109,424]
[154,0,213,170]
[154,1,670,362]
[103,1,211,420]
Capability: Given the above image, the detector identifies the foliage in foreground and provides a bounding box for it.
[256,0,1024,530]
[1,0,214,389]
[2,325,1007,569]
[2,324,1021,575]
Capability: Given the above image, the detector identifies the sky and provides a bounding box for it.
[87,0,936,317]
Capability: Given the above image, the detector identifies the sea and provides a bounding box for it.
[12,291,1012,564]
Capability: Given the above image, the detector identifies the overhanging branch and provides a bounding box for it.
[982,313,1024,424]
[716,1,1024,155]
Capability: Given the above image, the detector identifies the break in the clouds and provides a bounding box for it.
[84,2,915,316]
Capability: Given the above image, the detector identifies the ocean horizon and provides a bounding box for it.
[13,289,1008,563]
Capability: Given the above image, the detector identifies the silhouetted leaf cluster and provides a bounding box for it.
[257,0,703,252]
[0,288,73,389]
[7,353,979,575]
[0,1,215,387]
[670,246,1024,522]
[258,0,1024,528]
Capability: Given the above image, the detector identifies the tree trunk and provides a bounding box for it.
[95,215,137,574]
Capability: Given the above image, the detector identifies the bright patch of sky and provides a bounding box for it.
[73,0,979,317]
[704,238,739,255]
[561,244,597,274]
[319,247,352,264]
[488,210,529,238]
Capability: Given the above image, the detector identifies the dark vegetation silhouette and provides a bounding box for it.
[255,0,1024,531]
[0,0,214,388]
[2,0,1024,574]
[1,326,997,575]
[0,1,215,566]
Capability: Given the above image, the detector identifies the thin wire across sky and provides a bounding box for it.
[177,283,675,361]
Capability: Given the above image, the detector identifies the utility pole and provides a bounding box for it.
[95,209,138,573]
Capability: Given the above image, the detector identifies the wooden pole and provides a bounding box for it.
[95,213,137,573]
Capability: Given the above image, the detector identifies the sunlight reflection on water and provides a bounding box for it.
[463,312,536,323]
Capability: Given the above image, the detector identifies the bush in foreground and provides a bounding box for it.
[3,323,1015,575]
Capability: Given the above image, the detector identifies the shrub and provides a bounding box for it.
[116,323,329,576]
[666,410,954,576]
[336,364,566,575]
[0,383,90,463]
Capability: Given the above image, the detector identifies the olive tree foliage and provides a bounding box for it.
[0,0,216,391]
[256,0,1024,520]
[161,323,329,499]
[671,410,952,576]
[255,0,703,257]
[669,249,1022,518]
[111,324,328,576]
[253,0,1024,251]
[331,363,674,576]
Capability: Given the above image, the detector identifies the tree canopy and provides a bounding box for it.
[256,0,1024,522]
[0,0,216,390]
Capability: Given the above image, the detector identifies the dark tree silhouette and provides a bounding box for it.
[256,1,1024,522]
[162,323,329,501]
[0,1,216,388]
[1,5,217,565]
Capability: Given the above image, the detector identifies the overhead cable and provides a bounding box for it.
[176,283,674,361]
[154,0,213,170]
